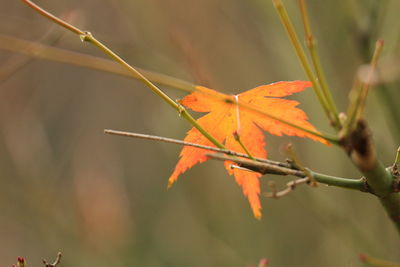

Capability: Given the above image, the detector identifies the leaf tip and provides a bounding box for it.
[250,202,262,221]
[167,177,176,190]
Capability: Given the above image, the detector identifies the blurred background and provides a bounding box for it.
[1,0,399,266]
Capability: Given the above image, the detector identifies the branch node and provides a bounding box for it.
[359,177,372,193]
[79,31,92,42]
[348,119,376,170]
[176,101,185,117]
[392,146,400,177]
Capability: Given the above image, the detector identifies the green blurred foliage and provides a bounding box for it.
[0,0,399,266]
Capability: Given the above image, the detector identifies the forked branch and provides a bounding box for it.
[105,128,366,191]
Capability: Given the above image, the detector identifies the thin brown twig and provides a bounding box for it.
[42,252,62,267]
[104,129,290,168]
[206,153,303,176]
[22,0,82,35]
[264,177,310,198]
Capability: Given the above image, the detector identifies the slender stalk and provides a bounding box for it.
[272,0,338,127]
[341,79,361,137]
[104,129,290,167]
[21,0,82,35]
[20,0,225,150]
[298,0,340,129]
[207,153,365,190]
[234,134,255,160]
[80,32,180,111]
[343,40,384,136]
[355,39,384,120]
[0,34,195,91]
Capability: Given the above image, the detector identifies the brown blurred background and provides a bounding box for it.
[1,0,399,266]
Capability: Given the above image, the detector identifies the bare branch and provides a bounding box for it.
[104,129,290,168]
[42,252,62,267]
[264,177,310,198]
[207,153,302,176]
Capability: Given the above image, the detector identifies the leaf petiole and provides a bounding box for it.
[233,131,255,160]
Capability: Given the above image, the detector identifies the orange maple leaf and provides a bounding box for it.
[168,81,328,219]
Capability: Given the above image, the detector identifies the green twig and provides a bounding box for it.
[233,131,255,160]
[298,0,340,129]
[356,39,385,121]
[342,40,384,136]
[341,79,361,138]
[207,153,365,191]
[272,0,338,127]
[20,0,225,150]
[310,171,365,190]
